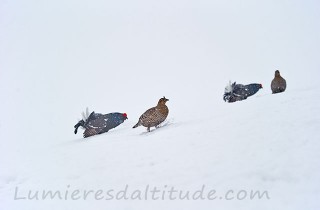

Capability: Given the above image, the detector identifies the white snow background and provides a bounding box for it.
[1,0,320,209]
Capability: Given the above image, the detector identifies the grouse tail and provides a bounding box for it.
[133,121,140,129]
[224,81,234,94]
[74,119,85,134]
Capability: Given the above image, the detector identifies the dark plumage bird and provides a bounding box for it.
[223,82,263,103]
[133,97,169,132]
[271,70,286,94]
[74,109,128,138]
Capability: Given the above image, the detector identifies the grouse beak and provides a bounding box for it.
[260,84,263,89]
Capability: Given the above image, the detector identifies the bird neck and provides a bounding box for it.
[157,102,166,107]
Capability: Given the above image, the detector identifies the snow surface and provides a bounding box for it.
[1,0,320,209]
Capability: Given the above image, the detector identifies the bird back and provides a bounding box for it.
[271,76,286,93]
[139,105,169,127]
[224,82,262,102]
[82,112,127,138]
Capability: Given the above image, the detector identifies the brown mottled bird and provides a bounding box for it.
[271,70,287,94]
[133,97,169,132]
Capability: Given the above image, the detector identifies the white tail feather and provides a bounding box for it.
[225,81,233,93]
[86,107,89,119]
[82,107,90,121]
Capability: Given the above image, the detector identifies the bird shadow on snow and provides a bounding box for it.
[255,93,273,98]
[139,119,175,136]
[67,119,177,144]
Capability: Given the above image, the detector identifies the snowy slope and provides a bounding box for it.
[1,87,320,210]
[1,0,320,209]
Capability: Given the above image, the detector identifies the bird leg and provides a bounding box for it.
[147,127,151,132]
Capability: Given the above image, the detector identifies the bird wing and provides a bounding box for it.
[82,115,110,137]
[87,117,108,129]
[140,107,157,120]
[243,84,259,97]
[233,85,247,97]
[86,112,104,122]
[83,128,98,138]
[139,107,167,126]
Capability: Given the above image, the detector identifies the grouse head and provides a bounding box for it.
[158,96,169,106]
[275,70,281,77]
[254,84,263,90]
[122,113,128,120]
